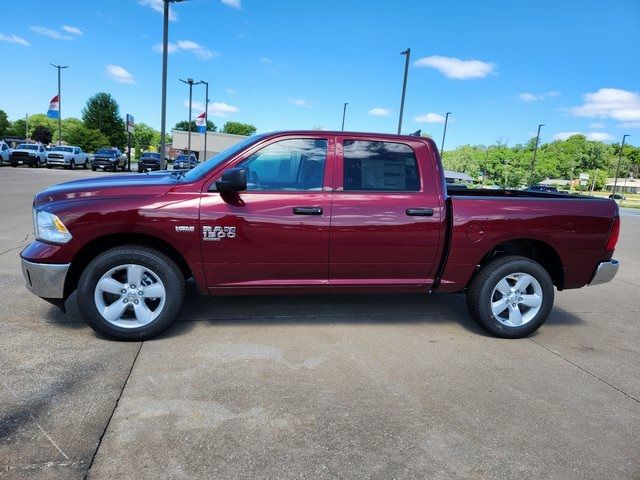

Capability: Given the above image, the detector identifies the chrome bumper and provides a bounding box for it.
[589,259,620,286]
[21,258,70,298]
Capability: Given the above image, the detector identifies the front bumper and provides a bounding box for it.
[588,259,620,286]
[21,258,70,299]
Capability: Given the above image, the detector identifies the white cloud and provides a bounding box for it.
[413,113,445,123]
[62,25,83,35]
[586,132,614,142]
[617,122,640,129]
[413,55,494,79]
[190,100,239,117]
[518,91,560,102]
[106,65,135,84]
[139,0,177,21]
[588,122,606,129]
[29,26,73,40]
[570,88,640,122]
[225,88,237,95]
[153,40,217,60]
[260,57,273,64]
[369,107,391,117]
[221,0,241,8]
[553,132,582,141]
[0,33,30,46]
[289,98,314,108]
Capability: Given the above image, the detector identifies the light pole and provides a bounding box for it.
[341,102,348,131]
[528,123,545,186]
[180,78,195,157]
[440,112,452,158]
[50,63,68,145]
[612,134,630,197]
[160,0,187,170]
[482,145,492,183]
[197,80,209,159]
[397,48,410,134]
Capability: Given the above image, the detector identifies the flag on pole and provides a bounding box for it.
[195,111,207,133]
[47,95,60,119]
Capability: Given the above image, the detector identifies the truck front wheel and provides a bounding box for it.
[77,246,185,340]
[466,255,554,338]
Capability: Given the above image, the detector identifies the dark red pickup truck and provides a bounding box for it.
[21,131,620,340]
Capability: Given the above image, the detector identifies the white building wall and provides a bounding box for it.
[171,130,248,160]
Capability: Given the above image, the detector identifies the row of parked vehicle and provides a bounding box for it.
[0,141,200,172]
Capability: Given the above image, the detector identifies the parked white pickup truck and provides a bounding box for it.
[46,145,90,169]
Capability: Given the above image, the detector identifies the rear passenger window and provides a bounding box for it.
[343,140,420,191]
[239,138,327,191]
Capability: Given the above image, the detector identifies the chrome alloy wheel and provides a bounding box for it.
[490,272,543,327]
[94,264,166,328]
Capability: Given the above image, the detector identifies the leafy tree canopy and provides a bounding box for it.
[173,119,216,132]
[82,92,126,149]
[222,121,257,136]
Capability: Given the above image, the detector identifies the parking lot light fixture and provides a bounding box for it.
[528,123,545,186]
[180,78,195,157]
[160,0,188,170]
[341,102,348,131]
[397,48,410,134]
[196,80,209,160]
[440,112,451,159]
[613,134,630,196]
[50,63,69,145]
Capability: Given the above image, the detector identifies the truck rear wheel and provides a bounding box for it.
[466,255,554,338]
[77,246,185,340]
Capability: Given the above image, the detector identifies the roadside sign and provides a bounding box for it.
[126,114,135,133]
[579,173,589,180]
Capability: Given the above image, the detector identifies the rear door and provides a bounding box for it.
[329,137,443,288]
[200,135,334,290]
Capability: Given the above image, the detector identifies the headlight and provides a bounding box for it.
[33,210,72,244]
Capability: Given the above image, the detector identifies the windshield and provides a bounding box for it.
[18,144,39,151]
[182,134,267,182]
[51,147,73,152]
[142,153,160,159]
[96,149,117,155]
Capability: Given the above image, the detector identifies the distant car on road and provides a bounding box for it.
[526,185,559,193]
[0,141,10,165]
[609,193,626,201]
[91,148,127,172]
[138,152,162,173]
[10,144,47,168]
[46,146,89,170]
[173,153,198,170]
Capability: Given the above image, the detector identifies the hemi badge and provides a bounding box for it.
[175,226,195,232]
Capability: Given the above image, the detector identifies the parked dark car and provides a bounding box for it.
[526,185,559,193]
[173,153,198,170]
[91,148,127,172]
[138,152,162,173]
[608,193,626,201]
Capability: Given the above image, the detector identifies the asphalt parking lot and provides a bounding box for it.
[1,167,639,479]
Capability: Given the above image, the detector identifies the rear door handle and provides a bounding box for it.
[406,208,434,217]
[293,207,323,215]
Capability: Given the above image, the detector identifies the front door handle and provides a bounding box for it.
[293,207,323,215]
[406,208,434,217]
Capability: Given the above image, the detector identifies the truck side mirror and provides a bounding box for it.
[213,168,247,192]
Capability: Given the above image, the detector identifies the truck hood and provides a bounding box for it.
[34,171,179,208]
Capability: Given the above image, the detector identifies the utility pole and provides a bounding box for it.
[25,114,28,141]
[483,145,492,183]
[440,112,452,158]
[528,123,545,186]
[180,78,195,157]
[397,48,410,134]
[612,134,630,197]
[50,63,68,145]
[341,102,348,131]
[197,80,209,160]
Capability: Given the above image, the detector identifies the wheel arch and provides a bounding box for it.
[473,238,564,290]
[64,233,194,299]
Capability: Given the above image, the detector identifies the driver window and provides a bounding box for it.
[238,138,327,191]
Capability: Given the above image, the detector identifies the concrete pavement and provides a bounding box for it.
[1,167,638,479]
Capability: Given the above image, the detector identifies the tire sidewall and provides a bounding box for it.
[77,247,184,340]
[475,258,554,338]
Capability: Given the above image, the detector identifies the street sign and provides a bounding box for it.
[126,114,135,133]
[579,173,589,180]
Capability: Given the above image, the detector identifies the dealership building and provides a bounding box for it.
[169,130,249,160]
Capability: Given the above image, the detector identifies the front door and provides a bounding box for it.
[200,136,334,291]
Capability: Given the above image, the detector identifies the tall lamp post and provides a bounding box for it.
[180,78,195,157]
[440,112,452,158]
[197,80,209,159]
[612,134,630,197]
[397,48,410,134]
[341,102,348,131]
[50,63,68,145]
[528,123,545,186]
[159,0,187,170]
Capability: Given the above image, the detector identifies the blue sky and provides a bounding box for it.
[1,0,639,148]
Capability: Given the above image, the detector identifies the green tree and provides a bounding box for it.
[65,124,110,153]
[7,119,28,139]
[222,121,256,136]
[0,110,10,138]
[82,93,127,149]
[32,125,53,144]
[173,119,216,132]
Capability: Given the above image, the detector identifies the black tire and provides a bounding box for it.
[77,246,185,341]
[83,159,88,169]
[68,160,75,170]
[466,255,554,338]
[91,166,97,171]
[11,162,17,167]
[46,165,52,169]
